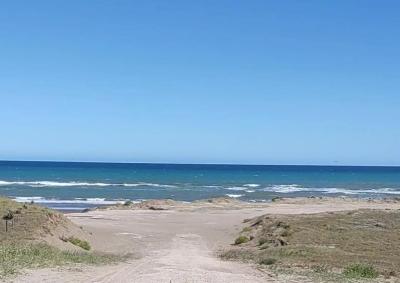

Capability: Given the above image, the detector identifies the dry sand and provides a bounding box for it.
[11,197,400,283]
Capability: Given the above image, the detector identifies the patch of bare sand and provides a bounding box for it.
[12,197,400,283]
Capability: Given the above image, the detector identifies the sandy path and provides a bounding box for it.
[13,208,272,283]
[15,235,270,283]
[11,198,400,283]
[91,233,269,283]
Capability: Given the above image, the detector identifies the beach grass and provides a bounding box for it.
[0,197,123,278]
[343,264,378,279]
[66,237,91,251]
[0,243,119,278]
[234,236,249,245]
[221,209,400,280]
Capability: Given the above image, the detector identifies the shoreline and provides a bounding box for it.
[11,195,400,214]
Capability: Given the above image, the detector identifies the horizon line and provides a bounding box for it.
[0,159,399,168]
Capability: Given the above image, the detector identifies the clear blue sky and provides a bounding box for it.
[0,1,399,165]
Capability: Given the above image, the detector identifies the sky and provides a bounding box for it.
[0,1,399,166]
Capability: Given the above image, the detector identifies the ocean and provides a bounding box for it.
[0,161,399,211]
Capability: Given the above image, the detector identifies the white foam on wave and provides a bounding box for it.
[262,184,400,195]
[225,194,243,198]
[203,185,222,188]
[243,184,260,188]
[225,184,260,191]
[0,181,112,187]
[0,180,177,188]
[129,183,177,188]
[13,196,130,205]
[263,184,308,193]
[14,196,44,201]
[225,186,247,191]
[245,190,255,193]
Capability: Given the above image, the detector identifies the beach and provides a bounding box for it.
[10,197,400,283]
[3,0,399,281]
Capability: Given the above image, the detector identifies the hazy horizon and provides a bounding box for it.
[0,159,399,168]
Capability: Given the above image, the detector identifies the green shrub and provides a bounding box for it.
[343,264,378,279]
[123,200,133,206]
[271,197,282,202]
[68,237,91,251]
[259,258,276,265]
[234,236,249,245]
[241,227,252,233]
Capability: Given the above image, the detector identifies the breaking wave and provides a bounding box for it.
[13,196,130,205]
[225,194,243,198]
[0,180,177,188]
[243,184,260,188]
[262,184,400,195]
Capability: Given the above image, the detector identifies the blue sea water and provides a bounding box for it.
[0,161,399,211]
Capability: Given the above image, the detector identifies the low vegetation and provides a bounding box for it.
[271,197,283,202]
[0,243,118,278]
[0,197,121,278]
[343,264,378,279]
[123,200,133,206]
[234,236,249,245]
[259,257,276,265]
[221,209,400,281]
[66,237,91,251]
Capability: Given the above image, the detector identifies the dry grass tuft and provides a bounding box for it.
[221,209,400,280]
[0,243,119,278]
